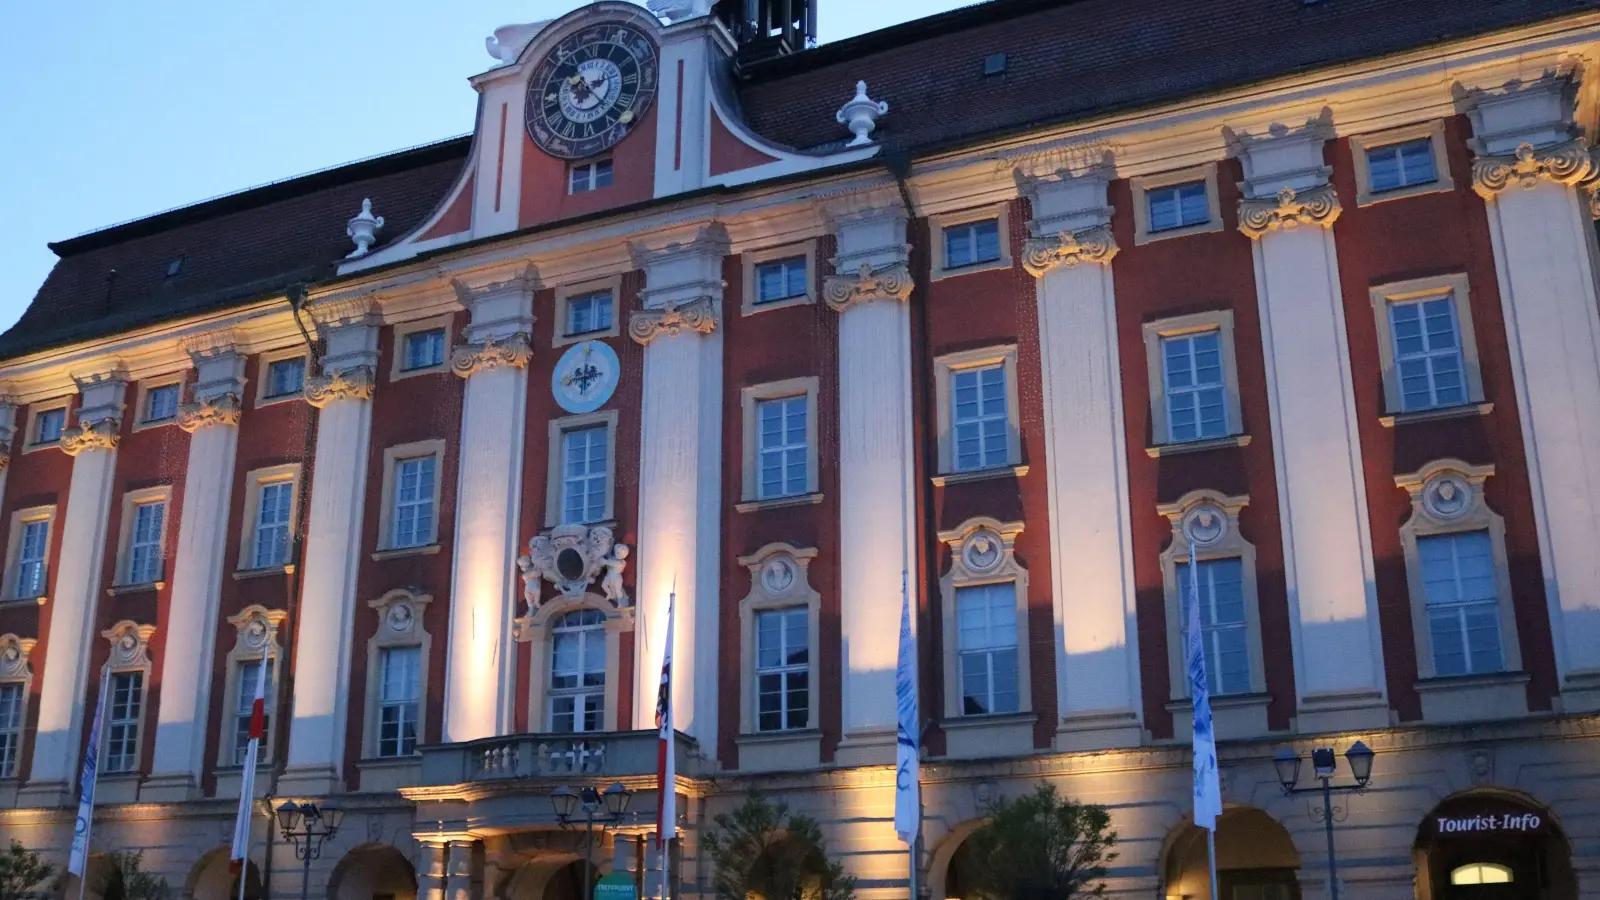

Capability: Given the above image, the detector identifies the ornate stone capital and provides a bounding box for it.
[61,418,121,456]
[450,332,533,378]
[177,393,242,432]
[821,262,914,312]
[101,620,157,670]
[305,366,375,408]
[628,296,718,345]
[1022,225,1119,277]
[1472,139,1598,198]
[1237,184,1342,239]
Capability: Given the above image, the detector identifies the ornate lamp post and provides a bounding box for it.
[1273,741,1375,900]
[275,800,345,900]
[551,783,633,900]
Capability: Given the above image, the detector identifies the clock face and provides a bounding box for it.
[526,22,659,161]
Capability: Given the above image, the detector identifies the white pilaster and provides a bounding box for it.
[652,19,718,197]
[0,395,16,527]
[443,268,535,743]
[1464,75,1600,709]
[21,373,125,806]
[1234,118,1388,731]
[630,224,726,753]
[280,299,377,795]
[141,346,247,802]
[1019,167,1144,750]
[824,200,917,765]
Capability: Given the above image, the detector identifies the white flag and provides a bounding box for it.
[893,578,920,845]
[69,670,110,876]
[1186,555,1223,832]
[655,591,677,847]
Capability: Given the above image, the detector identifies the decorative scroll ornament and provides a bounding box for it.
[1021,225,1119,276]
[628,296,718,345]
[177,393,242,433]
[517,524,630,612]
[1237,184,1342,239]
[60,418,121,456]
[821,261,914,312]
[101,620,157,669]
[0,635,36,679]
[305,365,376,408]
[1472,140,1598,198]
[451,332,533,378]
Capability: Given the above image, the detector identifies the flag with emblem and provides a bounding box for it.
[230,654,269,873]
[68,667,110,877]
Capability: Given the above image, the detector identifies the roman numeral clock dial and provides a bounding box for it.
[525,22,659,160]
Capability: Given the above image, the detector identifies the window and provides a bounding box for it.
[253,482,293,568]
[14,520,48,599]
[755,257,808,305]
[952,365,1009,472]
[1147,181,1210,232]
[126,501,166,585]
[265,358,305,399]
[233,659,274,766]
[104,671,144,773]
[741,243,817,314]
[569,159,613,194]
[755,608,809,731]
[561,425,609,525]
[1418,531,1503,676]
[1351,122,1453,206]
[1131,165,1223,244]
[0,682,22,778]
[549,609,606,733]
[1177,559,1251,696]
[401,329,446,372]
[956,583,1019,715]
[1162,330,1228,442]
[944,219,1001,269]
[1389,297,1465,412]
[376,646,421,757]
[143,385,179,423]
[1450,863,1512,886]
[1367,138,1437,193]
[34,408,65,446]
[391,456,436,549]
[566,290,613,336]
[756,396,808,500]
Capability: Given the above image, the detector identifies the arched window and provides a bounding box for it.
[1450,862,1513,885]
[550,609,606,732]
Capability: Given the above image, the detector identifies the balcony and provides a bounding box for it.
[416,729,704,788]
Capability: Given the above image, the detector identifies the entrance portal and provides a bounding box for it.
[1162,808,1301,900]
[1413,792,1575,900]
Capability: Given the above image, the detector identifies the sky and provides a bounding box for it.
[0,0,977,335]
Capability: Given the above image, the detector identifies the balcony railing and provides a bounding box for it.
[417,729,701,787]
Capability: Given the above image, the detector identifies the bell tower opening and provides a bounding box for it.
[716,0,816,65]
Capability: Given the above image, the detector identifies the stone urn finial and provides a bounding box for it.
[345,198,385,259]
[836,80,889,147]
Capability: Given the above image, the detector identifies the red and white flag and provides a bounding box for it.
[655,591,677,852]
[229,655,268,874]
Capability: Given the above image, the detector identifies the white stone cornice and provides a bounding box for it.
[177,393,242,432]
[1227,111,1335,199]
[1471,139,1599,198]
[628,297,719,344]
[180,328,247,361]
[305,291,379,329]
[1461,71,1583,156]
[450,333,533,377]
[631,223,730,310]
[304,365,376,408]
[449,263,541,309]
[1237,184,1343,239]
[60,418,121,456]
[1022,226,1120,276]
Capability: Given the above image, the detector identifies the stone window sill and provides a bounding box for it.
[1135,218,1223,246]
[931,257,1011,282]
[742,294,815,316]
[1145,434,1251,458]
[1166,692,1272,741]
[1380,401,1493,428]
[231,564,295,581]
[106,581,164,596]
[0,596,47,607]
[931,464,1029,487]
[736,492,823,513]
[1355,180,1452,208]
[357,755,423,791]
[371,543,442,561]
[940,711,1037,760]
[1414,671,1530,723]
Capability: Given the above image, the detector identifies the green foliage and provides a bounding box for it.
[96,851,171,900]
[0,841,54,900]
[701,792,857,900]
[963,784,1118,900]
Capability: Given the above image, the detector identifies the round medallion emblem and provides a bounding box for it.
[1183,504,1228,547]
[761,557,796,595]
[553,340,620,414]
[1423,473,1472,520]
[525,21,659,160]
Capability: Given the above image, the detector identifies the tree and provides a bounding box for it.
[962,784,1118,900]
[702,793,856,900]
[95,851,171,900]
[0,841,53,900]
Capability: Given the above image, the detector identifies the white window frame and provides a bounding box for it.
[216,605,286,772]
[521,595,630,735]
[568,159,614,194]
[23,399,70,453]
[933,346,1023,480]
[0,635,37,780]
[374,440,446,556]
[237,464,300,572]
[937,518,1034,759]
[1142,310,1246,452]
[362,589,432,760]
[553,275,623,347]
[99,620,155,776]
[255,347,309,406]
[930,203,1013,280]
[741,242,817,315]
[738,377,820,508]
[545,410,618,528]
[114,486,172,588]
[546,607,610,733]
[4,506,55,603]
[1130,164,1224,245]
[736,543,822,771]
[389,315,455,382]
[1370,274,1487,424]
[1350,120,1454,207]
[133,376,185,430]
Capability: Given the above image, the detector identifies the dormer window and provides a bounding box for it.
[569,160,614,194]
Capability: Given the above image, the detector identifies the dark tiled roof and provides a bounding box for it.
[735,0,1599,153]
[0,138,469,360]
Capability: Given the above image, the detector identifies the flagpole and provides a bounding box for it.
[1188,553,1221,900]
[1207,829,1219,900]
[75,664,111,900]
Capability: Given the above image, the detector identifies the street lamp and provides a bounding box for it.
[276,800,345,900]
[1273,741,1374,900]
[551,783,633,900]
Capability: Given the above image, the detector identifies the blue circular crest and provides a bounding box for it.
[552,340,620,414]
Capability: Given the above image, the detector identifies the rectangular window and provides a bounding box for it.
[265,358,305,398]
[756,608,809,732]
[1390,297,1466,412]
[560,425,609,525]
[391,456,436,549]
[0,682,22,778]
[104,671,144,773]
[549,609,606,733]
[952,364,1009,471]
[15,520,48,599]
[252,482,293,568]
[126,501,166,585]
[956,583,1019,715]
[34,408,65,445]
[1419,530,1503,677]
[233,659,274,765]
[376,646,421,757]
[1162,330,1228,442]
[755,257,808,304]
[1147,181,1210,232]
[944,219,1001,270]
[1177,559,1251,696]
[566,290,614,336]
[144,385,180,423]
[569,160,614,194]
[401,329,446,371]
[756,396,808,500]
[1367,138,1437,193]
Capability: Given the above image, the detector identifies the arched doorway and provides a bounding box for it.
[1413,791,1575,900]
[1162,807,1301,900]
[187,847,266,900]
[329,844,418,900]
[500,856,602,900]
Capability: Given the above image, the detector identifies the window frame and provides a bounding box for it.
[98,620,156,776]
[568,159,614,194]
[389,315,455,382]
[114,486,172,588]
[133,376,185,431]
[544,410,618,528]
[362,589,432,760]
[0,635,38,781]
[929,204,1013,281]
[740,242,817,315]
[933,346,1023,478]
[546,607,610,734]
[255,347,309,406]
[374,439,446,556]
[739,377,821,507]
[23,399,70,453]
[215,605,286,772]
[1142,310,1246,451]
[953,582,1023,717]
[1130,164,1224,245]
[4,506,56,603]
[936,518,1034,757]
[736,544,822,759]
[520,595,630,735]
[553,276,623,347]
[237,464,301,572]
[1350,120,1454,207]
[1369,274,1487,422]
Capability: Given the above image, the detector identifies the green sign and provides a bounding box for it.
[594,872,638,900]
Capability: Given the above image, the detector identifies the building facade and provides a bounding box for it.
[3,0,1600,897]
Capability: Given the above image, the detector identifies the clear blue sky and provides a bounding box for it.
[0,1,974,336]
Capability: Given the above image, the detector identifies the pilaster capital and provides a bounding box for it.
[450,263,541,311]
[305,290,380,329]
[1237,184,1342,239]
[450,333,533,378]
[1471,139,1599,198]
[61,418,122,456]
[821,262,914,312]
[305,366,376,408]
[1022,225,1119,276]
[177,392,242,432]
[628,297,719,344]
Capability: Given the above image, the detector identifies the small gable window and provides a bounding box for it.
[569,160,614,194]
